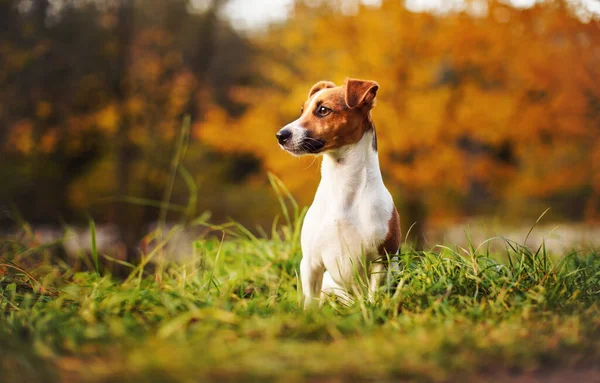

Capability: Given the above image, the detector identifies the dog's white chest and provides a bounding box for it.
[300,142,394,286]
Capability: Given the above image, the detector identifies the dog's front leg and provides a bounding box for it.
[368,260,385,302]
[300,257,324,309]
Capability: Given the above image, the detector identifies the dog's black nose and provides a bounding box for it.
[276,129,292,144]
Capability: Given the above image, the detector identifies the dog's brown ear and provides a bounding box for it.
[308,81,336,99]
[344,78,379,109]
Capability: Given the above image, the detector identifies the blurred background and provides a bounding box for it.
[1,0,599,258]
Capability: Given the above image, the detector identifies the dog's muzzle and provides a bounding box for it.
[276,126,325,155]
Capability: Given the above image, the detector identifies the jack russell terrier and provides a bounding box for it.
[276,78,401,308]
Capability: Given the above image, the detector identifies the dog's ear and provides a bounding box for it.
[308,81,336,99]
[344,78,379,109]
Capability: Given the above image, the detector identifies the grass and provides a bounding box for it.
[1,202,600,382]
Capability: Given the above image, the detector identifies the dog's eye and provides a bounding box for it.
[316,106,332,117]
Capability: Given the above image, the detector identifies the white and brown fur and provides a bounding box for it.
[276,78,401,308]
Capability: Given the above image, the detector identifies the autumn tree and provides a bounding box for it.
[3,0,598,252]
[197,0,600,246]
[1,0,259,252]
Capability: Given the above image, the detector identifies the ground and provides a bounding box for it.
[1,210,600,382]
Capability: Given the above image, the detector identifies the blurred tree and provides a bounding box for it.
[197,0,600,246]
[1,0,110,223]
[0,0,261,257]
[2,0,598,253]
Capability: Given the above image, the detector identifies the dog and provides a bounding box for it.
[276,78,401,308]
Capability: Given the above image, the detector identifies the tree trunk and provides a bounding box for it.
[114,0,137,261]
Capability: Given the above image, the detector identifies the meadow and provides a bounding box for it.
[2,1,599,381]
[2,193,600,382]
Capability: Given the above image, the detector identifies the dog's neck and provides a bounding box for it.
[319,125,383,208]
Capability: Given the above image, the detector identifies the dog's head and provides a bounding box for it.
[276,78,379,156]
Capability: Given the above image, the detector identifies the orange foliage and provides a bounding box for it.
[198,0,600,220]
[7,120,34,154]
[4,0,598,227]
